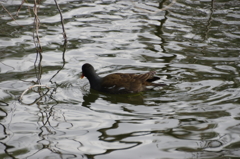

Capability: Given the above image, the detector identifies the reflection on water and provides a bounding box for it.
[83,90,146,106]
[1,0,240,158]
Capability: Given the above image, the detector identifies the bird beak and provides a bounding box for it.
[80,73,85,79]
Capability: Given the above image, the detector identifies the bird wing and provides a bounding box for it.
[101,71,158,93]
[131,71,157,82]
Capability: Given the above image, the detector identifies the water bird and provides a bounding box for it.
[81,63,165,94]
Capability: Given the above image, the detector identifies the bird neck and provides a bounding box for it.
[87,73,102,90]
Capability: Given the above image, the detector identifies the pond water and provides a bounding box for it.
[1,0,240,158]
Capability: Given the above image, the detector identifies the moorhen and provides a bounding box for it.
[81,63,164,94]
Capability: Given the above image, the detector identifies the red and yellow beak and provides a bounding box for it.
[80,73,85,79]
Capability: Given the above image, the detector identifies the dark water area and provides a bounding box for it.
[1,0,240,158]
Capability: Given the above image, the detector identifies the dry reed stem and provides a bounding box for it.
[33,0,42,52]
[0,2,22,26]
[49,40,67,83]
[18,85,50,103]
[16,0,25,16]
[54,0,67,40]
